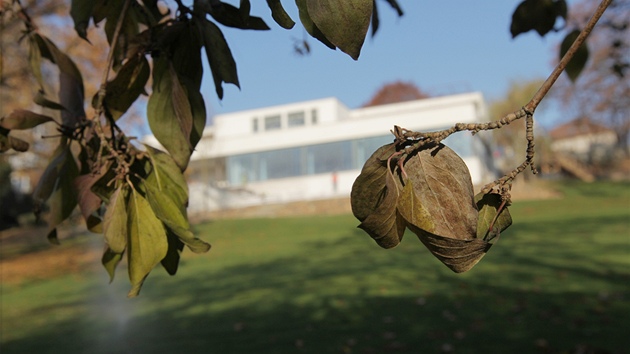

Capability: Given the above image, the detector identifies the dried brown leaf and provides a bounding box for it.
[402,143,477,240]
[351,143,397,221]
[358,169,406,249]
[397,179,434,233]
[409,224,491,273]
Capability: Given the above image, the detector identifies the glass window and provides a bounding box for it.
[307,141,353,174]
[227,154,259,185]
[259,148,301,180]
[288,111,305,128]
[264,115,281,130]
[443,133,473,158]
[354,135,394,168]
[311,109,318,125]
[226,135,405,185]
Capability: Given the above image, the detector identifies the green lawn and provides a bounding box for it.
[2,181,629,353]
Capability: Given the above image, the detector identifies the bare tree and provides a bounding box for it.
[550,0,630,155]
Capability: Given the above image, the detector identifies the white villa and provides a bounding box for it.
[152,92,498,213]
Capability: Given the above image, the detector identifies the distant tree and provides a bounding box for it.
[1,1,108,116]
[362,81,429,107]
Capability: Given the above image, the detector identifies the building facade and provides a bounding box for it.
[151,92,497,213]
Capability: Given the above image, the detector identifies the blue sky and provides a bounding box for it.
[201,1,573,128]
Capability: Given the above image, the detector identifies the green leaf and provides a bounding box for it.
[0,132,10,153]
[383,0,403,16]
[147,57,194,171]
[143,177,189,233]
[161,230,184,275]
[104,0,140,71]
[370,0,379,37]
[178,42,207,150]
[74,173,104,233]
[187,84,207,151]
[33,33,76,70]
[475,192,512,241]
[560,29,589,82]
[102,246,124,282]
[305,0,373,60]
[127,186,168,297]
[168,224,211,253]
[200,19,240,99]
[555,0,568,21]
[31,34,85,125]
[168,62,194,150]
[70,0,96,41]
[295,0,335,50]
[33,142,70,206]
[103,185,128,254]
[143,158,211,253]
[371,0,404,37]
[171,21,205,92]
[27,35,46,90]
[510,0,565,38]
[92,0,109,25]
[240,0,251,20]
[32,141,79,243]
[0,110,55,130]
[206,2,270,30]
[266,0,295,29]
[100,55,150,120]
[136,0,168,26]
[147,23,206,170]
[33,91,66,111]
[90,163,117,202]
[144,145,188,211]
[45,155,79,243]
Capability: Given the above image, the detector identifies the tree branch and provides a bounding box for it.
[391,0,612,198]
[525,0,613,113]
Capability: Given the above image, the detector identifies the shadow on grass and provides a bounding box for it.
[3,213,629,354]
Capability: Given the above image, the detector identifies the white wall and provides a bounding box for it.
[192,92,487,160]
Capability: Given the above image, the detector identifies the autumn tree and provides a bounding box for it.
[0,0,615,296]
[362,81,429,107]
[0,0,115,183]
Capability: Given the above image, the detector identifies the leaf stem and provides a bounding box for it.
[486,198,507,241]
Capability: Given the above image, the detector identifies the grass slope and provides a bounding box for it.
[2,181,629,353]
